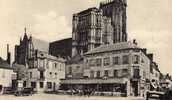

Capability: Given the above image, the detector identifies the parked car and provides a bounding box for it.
[146,91,165,100]
[14,87,34,96]
[3,87,14,94]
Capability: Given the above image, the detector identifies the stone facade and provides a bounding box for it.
[0,58,16,94]
[72,0,127,57]
[61,41,160,97]
[14,31,66,92]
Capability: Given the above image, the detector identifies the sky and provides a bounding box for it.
[0,0,172,74]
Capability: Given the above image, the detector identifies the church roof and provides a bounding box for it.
[85,41,139,55]
[31,37,49,52]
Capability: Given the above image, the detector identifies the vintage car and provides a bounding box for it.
[146,91,165,100]
[14,87,34,96]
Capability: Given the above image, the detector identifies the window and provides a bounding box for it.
[47,82,52,89]
[96,71,101,78]
[76,66,80,69]
[96,58,102,66]
[47,61,49,69]
[89,59,96,66]
[40,71,44,79]
[68,67,72,75]
[40,82,44,88]
[103,57,110,66]
[133,67,140,78]
[123,55,129,64]
[31,82,36,88]
[40,60,44,67]
[54,63,57,69]
[90,71,94,78]
[122,69,128,76]
[133,55,140,64]
[113,70,118,77]
[104,70,109,77]
[113,56,119,65]
[30,72,32,78]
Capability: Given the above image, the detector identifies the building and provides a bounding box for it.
[14,29,66,92]
[72,0,127,57]
[72,7,114,57]
[100,0,127,43]
[0,45,16,94]
[149,61,161,91]
[160,74,172,91]
[65,55,84,79]
[61,41,157,97]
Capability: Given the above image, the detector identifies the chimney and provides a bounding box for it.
[133,39,138,45]
[7,44,11,65]
[147,54,153,61]
[142,48,147,54]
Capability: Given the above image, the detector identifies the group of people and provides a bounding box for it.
[69,88,94,97]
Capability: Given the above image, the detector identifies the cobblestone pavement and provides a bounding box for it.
[0,93,145,100]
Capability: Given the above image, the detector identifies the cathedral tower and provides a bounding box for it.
[100,0,127,43]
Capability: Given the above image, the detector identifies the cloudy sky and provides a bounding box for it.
[0,0,172,74]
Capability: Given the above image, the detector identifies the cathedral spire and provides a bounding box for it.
[23,27,28,40]
[24,27,27,35]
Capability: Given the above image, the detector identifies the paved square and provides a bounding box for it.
[0,94,145,100]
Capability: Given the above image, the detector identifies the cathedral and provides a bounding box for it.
[72,0,127,57]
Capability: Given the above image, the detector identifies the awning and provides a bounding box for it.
[60,78,128,85]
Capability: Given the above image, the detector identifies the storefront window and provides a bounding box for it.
[47,82,52,89]
[40,82,44,88]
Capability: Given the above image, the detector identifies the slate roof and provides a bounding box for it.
[0,57,12,70]
[85,41,139,55]
[49,38,72,58]
[32,37,49,52]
